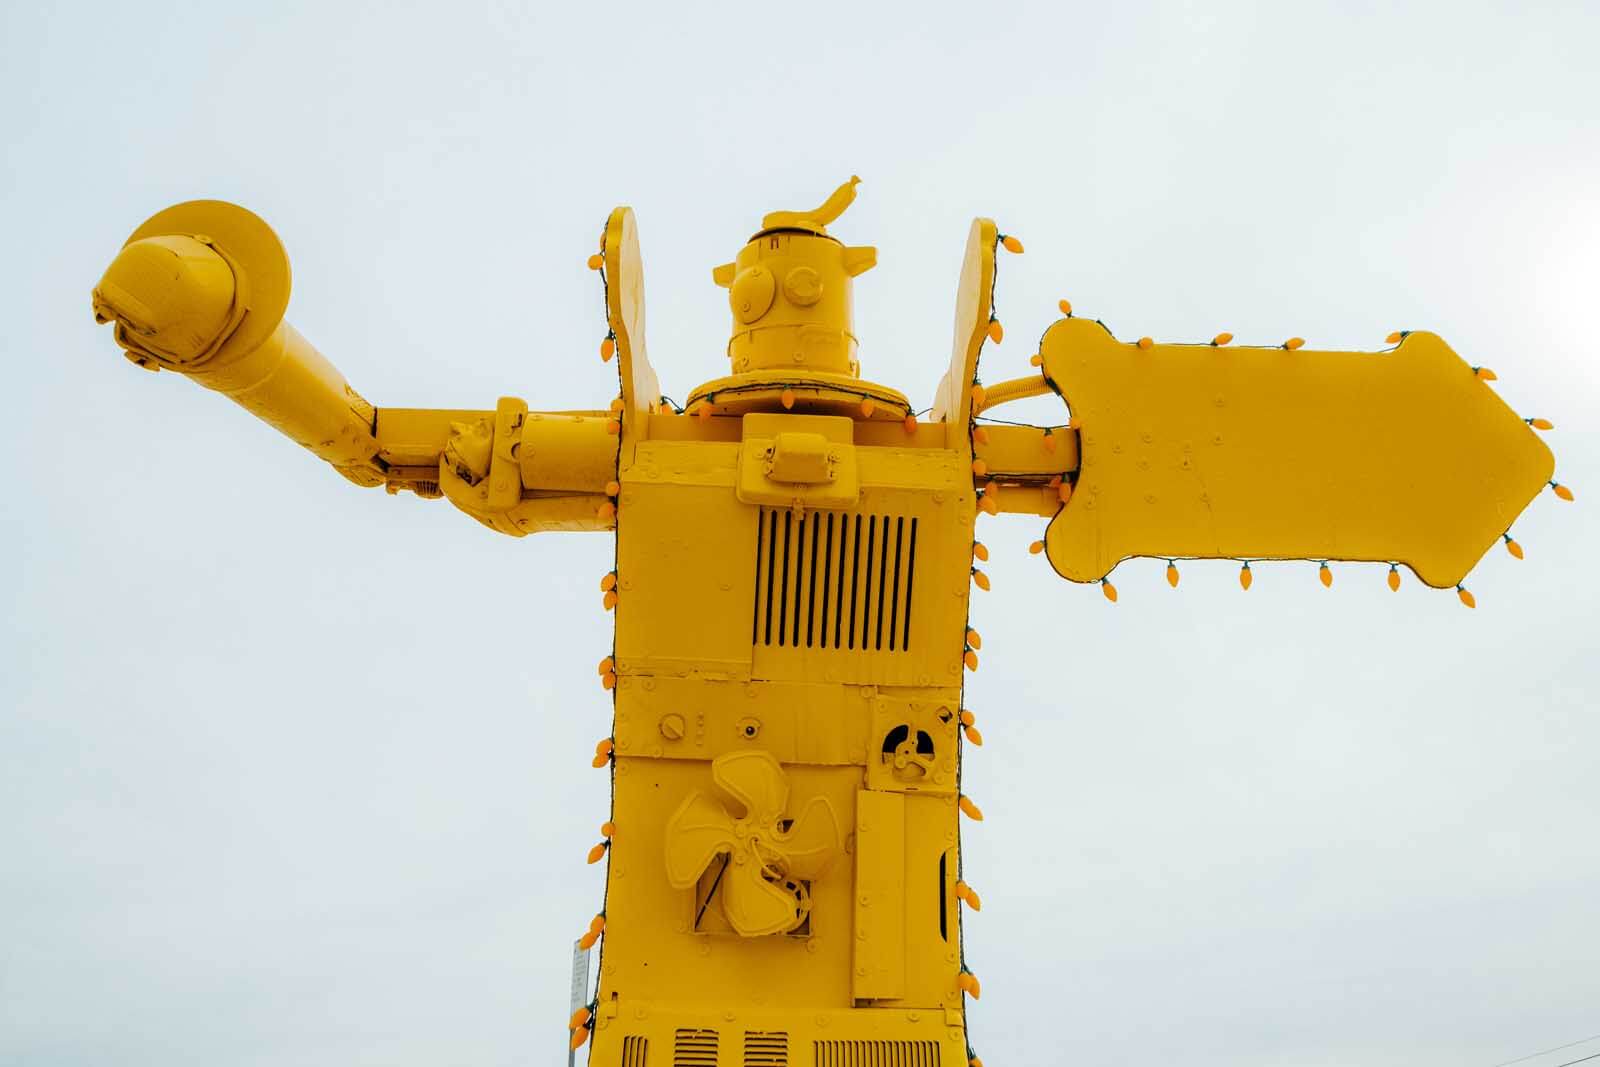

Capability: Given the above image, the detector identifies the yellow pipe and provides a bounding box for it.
[974,373,1051,414]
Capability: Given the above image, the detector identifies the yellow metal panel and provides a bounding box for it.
[898,794,962,1010]
[1040,318,1555,587]
[853,789,906,1001]
[613,678,868,766]
[929,218,997,450]
[614,478,755,678]
[604,206,661,464]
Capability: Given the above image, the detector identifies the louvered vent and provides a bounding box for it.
[622,1035,649,1067]
[744,1030,789,1066]
[753,509,919,653]
[813,1040,940,1066]
[674,1028,718,1067]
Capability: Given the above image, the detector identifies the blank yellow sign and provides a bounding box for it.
[1040,319,1554,588]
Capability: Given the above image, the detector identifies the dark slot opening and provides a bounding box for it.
[888,516,904,652]
[861,516,877,650]
[902,517,918,651]
[778,510,791,647]
[835,513,849,649]
[846,515,862,650]
[939,852,949,942]
[792,510,806,648]
[874,514,890,651]
[764,510,778,646]
[752,506,766,645]
[820,514,834,649]
[805,513,820,648]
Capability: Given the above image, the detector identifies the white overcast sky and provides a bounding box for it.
[2,2,1597,1065]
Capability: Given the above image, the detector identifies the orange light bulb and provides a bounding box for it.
[586,842,607,864]
[987,319,1004,344]
[1000,235,1024,253]
[1504,536,1524,559]
[1166,562,1180,588]
[1101,579,1118,602]
[1213,332,1233,346]
[963,649,979,671]
[586,253,604,270]
[1058,298,1073,316]
[1137,336,1153,350]
[1285,337,1305,350]
[971,569,991,591]
[958,796,984,821]
[600,336,615,361]
[1028,540,1045,555]
[966,628,982,650]
[1457,585,1476,609]
[972,542,989,562]
[1239,563,1253,590]
[1387,566,1401,592]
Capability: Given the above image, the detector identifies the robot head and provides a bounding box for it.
[712,177,877,380]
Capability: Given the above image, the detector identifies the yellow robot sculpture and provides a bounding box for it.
[91,178,1566,1067]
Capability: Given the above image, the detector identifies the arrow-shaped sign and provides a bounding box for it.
[1039,319,1554,588]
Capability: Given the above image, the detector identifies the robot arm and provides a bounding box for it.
[91,200,618,536]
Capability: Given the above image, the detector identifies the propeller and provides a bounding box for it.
[664,751,841,937]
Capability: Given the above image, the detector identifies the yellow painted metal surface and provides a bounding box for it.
[1039,317,1555,587]
[89,177,1567,1066]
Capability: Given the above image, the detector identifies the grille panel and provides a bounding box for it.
[813,1040,940,1067]
[674,1028,718,1067]
[753,509,919,653]
[622,1034,649,1067]
[744,1030,789,1066]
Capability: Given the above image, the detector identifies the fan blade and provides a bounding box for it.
[722,859,804,937]
[663,792,736,888]
[712,751,789,823]
[772,796,841,880]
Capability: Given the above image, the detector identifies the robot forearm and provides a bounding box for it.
[92,200,617,533]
